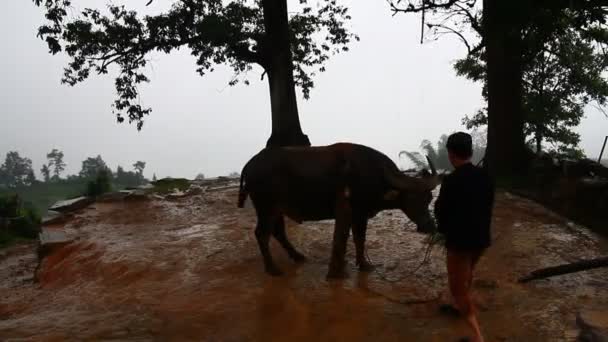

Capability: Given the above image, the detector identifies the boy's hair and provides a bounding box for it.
[447,132,473,159]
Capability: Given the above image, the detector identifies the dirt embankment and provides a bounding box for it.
[1,188,607,341]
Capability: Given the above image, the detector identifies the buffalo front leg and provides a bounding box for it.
[272,216,307,263]
[352,216,374,272]
[255,218,283,276]
[327,198,352,279]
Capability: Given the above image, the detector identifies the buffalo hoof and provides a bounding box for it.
[358,262,375,272]
[265,265,284,277]
[291,252,307,263]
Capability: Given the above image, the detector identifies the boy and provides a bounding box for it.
[434,132,495,342]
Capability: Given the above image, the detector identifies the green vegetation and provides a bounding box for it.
[151,178,191,194]
[390,1,608,180]
[0,151,151,218]
[33,0,358,147]
[86,169,113,198]
[454,10,608,158]
[400,131,486,171]
[2,180,87,216]
[0,151,35,188]
[0,194,41,247]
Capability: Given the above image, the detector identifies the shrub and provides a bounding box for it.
[85,169,112,197]
[0,194,41,246]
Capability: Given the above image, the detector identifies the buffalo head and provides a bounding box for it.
[384,156,439,234]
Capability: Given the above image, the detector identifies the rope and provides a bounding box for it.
[356,232,444,306]
[364,231,444,284]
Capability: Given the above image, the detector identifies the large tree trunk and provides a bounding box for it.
[261,0,311,148]
[483,0,529,181]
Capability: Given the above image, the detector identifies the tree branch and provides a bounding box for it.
[388,0,462,14]
[470,39,485,55]
[592,100,608,117]
[534,0,608,10]
[454,3,482,35]
[428,23,472,53]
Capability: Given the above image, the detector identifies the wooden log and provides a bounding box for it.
[519,256,608,283]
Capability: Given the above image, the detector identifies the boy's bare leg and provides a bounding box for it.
[447,249,485,342]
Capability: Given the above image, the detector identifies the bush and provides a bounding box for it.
[0,194,41,246]
[151,178,190,194]
[85,169,112,197]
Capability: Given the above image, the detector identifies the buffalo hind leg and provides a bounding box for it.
[352,216,374,272]
[272,216,307,263]
[255,218,283,276]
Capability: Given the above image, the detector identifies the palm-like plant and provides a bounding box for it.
[401,131,487,172]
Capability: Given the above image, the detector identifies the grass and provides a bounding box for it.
[1,181,87,215]
[151,178,191,194]
[0,232,29,248]
[0,180,144,217]
[0,179,143,249]
[0,194,41,248]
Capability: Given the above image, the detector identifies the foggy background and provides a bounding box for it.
[1,0,607,179]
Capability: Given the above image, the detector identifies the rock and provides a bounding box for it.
[124,189,148,201]
[385,261,399,271]
[207,184,240,192]
[41,210,66,225]
[37,229,73,260]
[49,197,93,213]
[186,186,204,196]
[166,190,187,200]
[577,310,608,342]
[97,191,128,203]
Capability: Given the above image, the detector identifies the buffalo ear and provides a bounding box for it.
[383,190,400,201]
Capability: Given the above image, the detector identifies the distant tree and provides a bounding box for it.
[0,152,36,187]
[152,173,157,182]
[228,172,240,178]
[26,170,37,186]
[133,161,146,177]
[115,165,126,179]
[471,128,487,164]
[33,0,358,147]
[195,173,206,181]
[46,149,66,180]
[0,168,7,188]
[79,155,109,179]
[40,164,51,182]
[114,164,146,187]
[66,174,81,181]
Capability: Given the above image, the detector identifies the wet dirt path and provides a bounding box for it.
[1,189,607,341]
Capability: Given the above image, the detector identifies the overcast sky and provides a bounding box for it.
[1,1,607,179]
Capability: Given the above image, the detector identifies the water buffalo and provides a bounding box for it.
[237,143,438,278]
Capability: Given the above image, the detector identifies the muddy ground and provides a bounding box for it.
[1,188,607,341]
